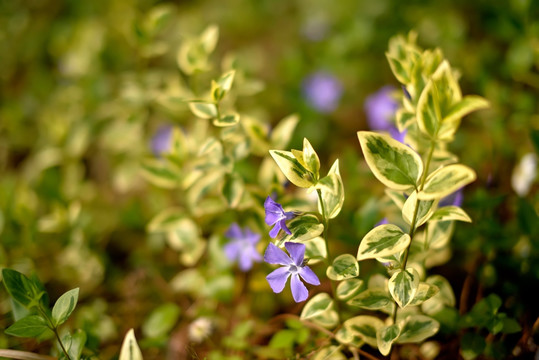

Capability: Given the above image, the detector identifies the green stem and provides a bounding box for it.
[37,307,72,360]
[392,141,436,324]
[316,188,340,320]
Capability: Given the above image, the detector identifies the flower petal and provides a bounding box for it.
[238,247,261,272]
[225,223,243,239]
[290,274,309,302]
[223,241,240,262]
[298,265,320,286]
[269,224,281,238]
[284,242,305,266]
[266,267,291,293]
[264,243,292,265]
[280,219,292,235]
[244,228,261,244]
[264,196,284,225]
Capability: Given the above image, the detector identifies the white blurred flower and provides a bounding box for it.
[511,153,537,197]
[188,317,213,343]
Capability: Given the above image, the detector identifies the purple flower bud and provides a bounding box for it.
[302,71,343,113]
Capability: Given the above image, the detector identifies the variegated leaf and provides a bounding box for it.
[377,324,401,356]
[419,164,476,200]
[396,315,440,344]
[402,191,437,228]
[269,150,315,188]
[357,131,423,191]
[389,268,420,308]
[357,224,410,261]
[430,206,471,222]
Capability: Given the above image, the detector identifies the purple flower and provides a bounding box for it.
[439,188,464,208]
[365,86,406,143]
[302,71,343,113]
[151,125,173,156]
[224,223,262,271]
[375,218,389,227]
[264,196,295,238]
[264,242,320,302]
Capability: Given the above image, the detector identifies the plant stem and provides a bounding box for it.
[316,188,340,318]
[392,141,436,324]
[37,307,72,360]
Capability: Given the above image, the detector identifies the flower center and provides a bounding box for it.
[288,264,299,274]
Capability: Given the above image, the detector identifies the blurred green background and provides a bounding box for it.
[1,0,538,358]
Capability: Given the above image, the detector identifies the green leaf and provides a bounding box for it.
[501,317,522,334]
[147,208,186,233]
[311,346,346,360]
[300,293,339,329]
[357,224,410,261]
[140,159,180,189]
[430,206,471,222]
[386,54,410,84]
[426,220,454,249]
[377,324,401,356]
[357,131,423,191]
[5,315,50,338]
[279,214,324,243]
[460,332,486,360]
[336,279,365,301]
[338,316,385,347]
[188,101,218,119]
[52,288,79,327]
[2,269,41,309]
[419,164,476,200]
[269,329,296,349]
[396,109,415,132]
[119,329,143,360]
[397,315,440,343]
[326,254,359,281]
[65,329,87,360]
[409,283,439,306]
[270,114,299,149]
[315,160,344,219]
[416,79,442,139]
[200,24,219,53]
[301,138,320,177]
[421,275,455,315]
[212,70,236,101]
[269,150,315,188]
[142,303,181,339]
[443,96,489,124]
[348,289,392,310]
[222,173,244,208]
[385,189,407,209]
[402,191,437,228]
[213,113,239,127]
[389,268,420,308]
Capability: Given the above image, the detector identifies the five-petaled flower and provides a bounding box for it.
[264,242,320,302]
[264,196,295,238]
[224,223,262,271]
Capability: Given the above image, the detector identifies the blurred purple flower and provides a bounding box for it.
[224,223,262,271]
[151,125,173,156]
[375,218,389,227]
[264,242,320,302]
[264,196,295,238]
[365,86,406,143]
[439,188,464,208]
[302,71,343,113]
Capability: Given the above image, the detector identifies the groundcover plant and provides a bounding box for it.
[1,1,538,359]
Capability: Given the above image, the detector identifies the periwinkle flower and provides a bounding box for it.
[264,242,320,302]
[264,196,295,238]
[302,71,343,113]
[365,86,406,143]
[151,125,173,156]
[224,223,262,271]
